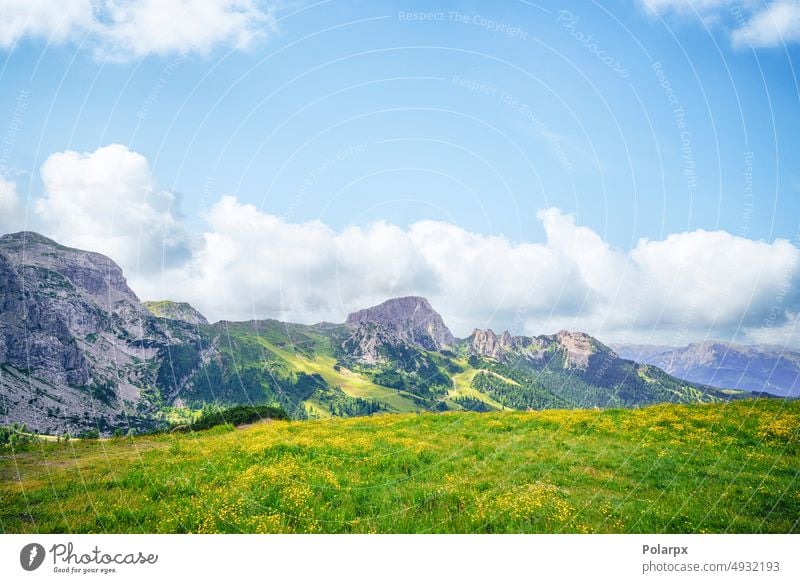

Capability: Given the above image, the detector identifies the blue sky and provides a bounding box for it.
[1,0,799,346]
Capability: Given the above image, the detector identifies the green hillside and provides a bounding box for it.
[2,399,797,533]
[152,318,739,424]
[157,320,425,419]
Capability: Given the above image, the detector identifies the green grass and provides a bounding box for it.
[450,366,506,410]
[256,337,423,413]
[1,399,798,533]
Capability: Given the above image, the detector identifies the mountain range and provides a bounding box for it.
[0,231,770,436]
[613,342,800,397]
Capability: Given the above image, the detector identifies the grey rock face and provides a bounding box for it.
[468,328,615,370]
[469,328,547,361]
[0,232,165,435]
[144,300,209,325]
[341,322,404,365]
[345,296,455,351]
[551,330,609,369]
[468,329,514,360]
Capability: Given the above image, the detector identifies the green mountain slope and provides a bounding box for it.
[151,306,741,422]
[0,232,763,435]
[143,300,209,325]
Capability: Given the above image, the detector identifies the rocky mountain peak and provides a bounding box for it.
[468,329,514,360]
[345,296,455,351]
[553,330,614,368]
[0,231,165,435]
[144,300,209,326]
[0,231,141,312]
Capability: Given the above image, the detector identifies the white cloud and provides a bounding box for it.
[144,196,442,324]
[21,144,800,346]
[629,230,798,328]
[0,0,278,60]
[732,0,800,47]
[404,218,590,333]
[642,0,800,48]
[0,0,93,48]
[0,175,23,231]
[35,144,191,277]
[642,0,730,15]
[95,0,277,60]
[130,195,799,347]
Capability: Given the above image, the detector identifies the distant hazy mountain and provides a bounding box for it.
[613,342,800,397]
[0,231,754,435]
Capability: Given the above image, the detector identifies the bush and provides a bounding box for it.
[188,404,288,432]
[0,424,38,448]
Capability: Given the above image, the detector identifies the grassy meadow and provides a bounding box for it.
[1,399,798,534]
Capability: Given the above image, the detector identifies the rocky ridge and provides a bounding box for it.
[345,296,455,351]
[467,327,614,370]
[144,300,209,326]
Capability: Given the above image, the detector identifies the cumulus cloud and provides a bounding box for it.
[127,195,799,347]
[143,196,443,324]
[21,144,800,346]
[642,0,800,48]
[0,0,94,48]
[35,143,191,277]
[732,0,800,47]
[0,175,23,231]
[0,0,278,60]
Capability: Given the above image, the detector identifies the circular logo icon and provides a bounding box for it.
[20,543,46,571]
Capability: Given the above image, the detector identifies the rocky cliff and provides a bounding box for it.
[0,232,166,435]
[467,328,613,369]
[345,296,455,351]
